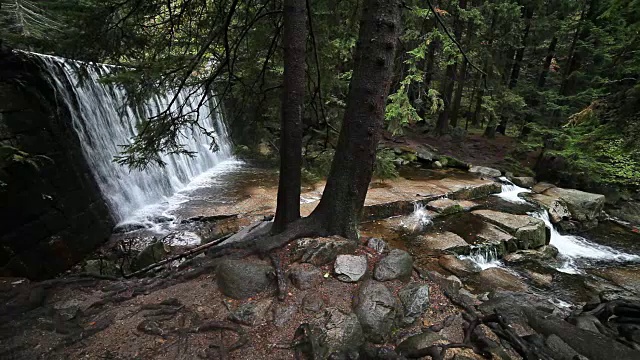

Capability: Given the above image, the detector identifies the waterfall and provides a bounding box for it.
[402,202,433,232]
[495,176,531,204]
[462,246,500,270]
[27,52,234,223]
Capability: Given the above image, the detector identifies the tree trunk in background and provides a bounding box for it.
[418,36,439,119]
[498,5,534,135]
[538,36,558,88]
[450,59,467,128]
[560,0,599,96]
[435,0,467,134]
[310,0,401,239]
[273,0,307,233]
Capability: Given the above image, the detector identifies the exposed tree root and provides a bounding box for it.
[269,252,287,301]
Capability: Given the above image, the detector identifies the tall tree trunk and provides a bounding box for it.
[498,5,534,135]
[538,36,558,88]
[434,0,467,135]
[273,0,307,233]
[418,37,439,119]
[450,59,467,128]
[310,0,401,239]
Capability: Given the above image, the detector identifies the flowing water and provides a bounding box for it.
[28,52,234,224]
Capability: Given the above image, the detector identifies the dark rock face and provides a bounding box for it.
[289,263,323,290]
[0,51,114,280]
[216,259,275,299]
[373,249,413,281]
[353,281,400,343]
[311,308,364,356]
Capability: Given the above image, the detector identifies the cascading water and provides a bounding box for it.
[492,178,640,273]
[462,246,501,270]
[402,202,433,232]
[495,176,531,204]
[532,211,640,273]
[28,52,234,224]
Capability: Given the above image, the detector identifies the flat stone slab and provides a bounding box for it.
[417,231,470,254]
[426,198,478,215]
[475,222,518,255]
[472,210,548,249]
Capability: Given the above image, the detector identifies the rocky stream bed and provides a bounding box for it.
[2,158,640,360]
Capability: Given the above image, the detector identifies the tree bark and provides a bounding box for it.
[310,0,401,239]
[435,0,467,135]
[273,0,307,233]
[538,36,558,88]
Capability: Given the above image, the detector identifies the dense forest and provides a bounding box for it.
[2,0,638,197]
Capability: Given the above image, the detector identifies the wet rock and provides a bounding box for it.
[525,270,553,287]
[367,238,388,254]
[524,307,640,360]
[591,267,640,294]
[311,308,364,355]
[292,236,358,266]
[472,210,548,249]
[303,293,325,314]
[353,281,400,343]
[228,299,273,326]
[417,232,470,254]
[216,259,274,299]
[448,182,502,200]
[545,334,584,360]
[398,283,430,324]
[289,264,323,290]
[542,187,605,226]
[83,259,119,277]
[373,249,413,281]
[476,222,519,255]
[474,268,528,292]
[438,255,480,277]
[568,314,603,334]
[469,166,501,178]
[396,331,446,356]
[334,255,367,283]
[426,198,466,215]
[131,241,170,271]
[526,193,572,224]
[113,221,146,233]
[607,200,640,227]
[503,245,559,264]
[272,303,297,327]
[532,182,556,194]
[511,177,536,188]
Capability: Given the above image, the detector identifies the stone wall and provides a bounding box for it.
[0,50,114,279]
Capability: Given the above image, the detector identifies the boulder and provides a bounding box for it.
[503,245,559,265]
[432,160,443,169]
[543,187,605,223]
[475,222,519,255]
[367,238,388,254]
[311,308,364,356]
[131,241,170,271]
[474,268,528,292]
[272,303,298,328]
[426,198,466,215]
[417,232,470,254]
[607,200,640,227]
[472,210,548,249]
[303,293,325,314]
[398,283,430,324]
[113,221,146,233]
[291,236,358,266]
[545,334,584,360]
[396,331,446,356]
[334,255,368,283]
[511,177,536,188]
[228,299,273,326]
[438,255,481,277]
[216,259,274,299]
[373,249,413,281]
[417,147,438,162]
[532,182,556,194]
[289,264,323,290]
[469,166,502,178]
[448,182,502,200]
[353,281,400,343]
[526,193,571,224]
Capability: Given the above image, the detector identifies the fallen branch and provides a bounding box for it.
[124,233,233,278]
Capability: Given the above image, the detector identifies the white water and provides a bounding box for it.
[495,176,531,204]
[402,202,433,232]
[491,178,640,272]
[463,246,501,270]
[29,52,234,223]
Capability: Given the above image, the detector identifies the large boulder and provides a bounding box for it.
[289,263,323,290]
[353,281,400,343]
[396,331,446,356]
[535,185,606,228]
[131,241,170,271]
[334,255,367,282]
[398,283,430,325]
[373,249,414,281]
[475,222,519,255]
[367,238,388,254]
[438,255,481,277]
[291,236,358,266]
[472,210,548,249]
[311,308,364,356]
[526,193,572,224]
[511,177,536,188]
[472,268,528,292]
[216,259,274,299]
[469,166,502,178]
[417,232,470,254]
